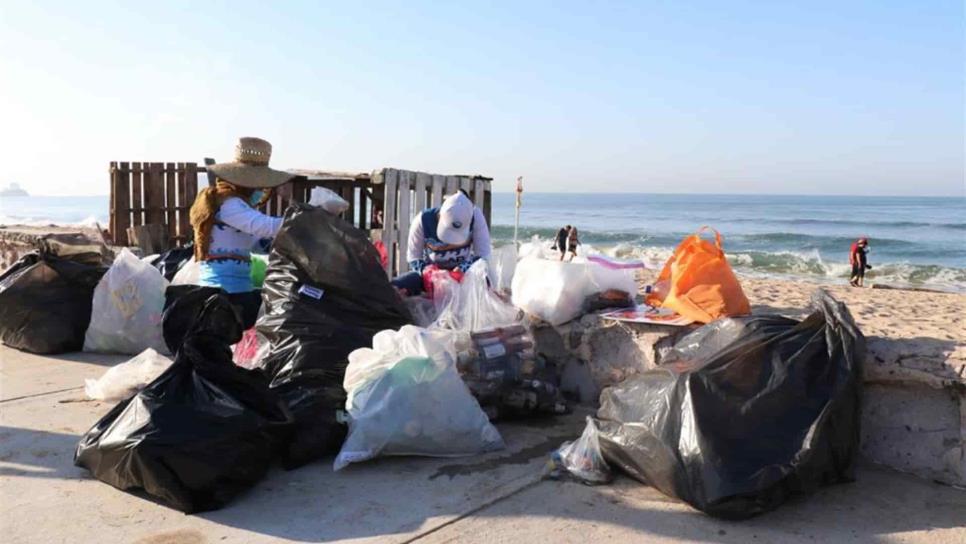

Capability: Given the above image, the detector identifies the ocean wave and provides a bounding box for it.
[505,235,966,292]
[709,217,966,230]
[0,214,107,228]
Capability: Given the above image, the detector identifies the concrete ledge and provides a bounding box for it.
[533,314,966,486]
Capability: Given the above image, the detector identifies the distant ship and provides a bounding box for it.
[0,183,28,197]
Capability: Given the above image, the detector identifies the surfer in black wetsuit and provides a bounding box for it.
[849,238,871,287]
[554,226,571,261]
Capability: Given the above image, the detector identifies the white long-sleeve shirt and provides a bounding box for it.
[406,207,491,266]
[198,197,283,293]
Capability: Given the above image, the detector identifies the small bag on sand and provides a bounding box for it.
[646,227,750,324]
[84,348,174,402]
[84,249,169,355]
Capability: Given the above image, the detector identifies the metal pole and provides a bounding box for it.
[513,176,523,247]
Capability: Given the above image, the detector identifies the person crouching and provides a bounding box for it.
[391,191,492,297]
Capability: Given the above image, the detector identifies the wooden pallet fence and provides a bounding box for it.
[109,161,198,247]
[375,168,492,276]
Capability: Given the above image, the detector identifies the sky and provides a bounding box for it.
[0,1,963,196]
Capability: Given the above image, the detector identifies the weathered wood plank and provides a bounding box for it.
[184,163,199,215]
[127,224,166,255]
[165,162,177,243]
[444,175,458,196]
[473,178,485,209]
[342,186,355,224]
[108,162,117,245]
[414,172,429,215]
[459,176,472,196]
[381,169,398,275]
[431,174,445,207]
[176,162,189,241]
[114,162,131,245]
[143,163,166,230]
[358,189,369,230]
[130,162,143,228]
[204,157,217,187]
[397,170,413,274]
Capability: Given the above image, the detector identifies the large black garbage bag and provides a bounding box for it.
[0,251,107,353]
[74,294,293,513]
[258,203,411,468]
[162,285,224,354]
[151,244,194,281]
[596,290,864,519]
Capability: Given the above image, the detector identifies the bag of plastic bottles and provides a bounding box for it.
[84,249,169,355]
[335,325,504,470]
[431,260,521,330]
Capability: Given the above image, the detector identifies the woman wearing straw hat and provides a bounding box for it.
[189,137,294,328]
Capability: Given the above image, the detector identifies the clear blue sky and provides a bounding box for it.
[1,1,962,196]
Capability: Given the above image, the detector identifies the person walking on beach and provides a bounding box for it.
[849,237,871,287]
[190,137,294,328]
[554,225,570,261]
[566,226,580,261]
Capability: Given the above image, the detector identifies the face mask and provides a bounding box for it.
[249,190,265,206]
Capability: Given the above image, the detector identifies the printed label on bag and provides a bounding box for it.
[482,343,506,359]
[298,284,325,300]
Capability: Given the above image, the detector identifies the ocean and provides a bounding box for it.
[2,193,964,291]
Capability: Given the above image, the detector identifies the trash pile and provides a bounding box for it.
[0,208,867,520]
[552,290,865,519]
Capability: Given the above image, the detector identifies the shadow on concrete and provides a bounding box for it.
[0,426,84,480]
[434,466,966,544]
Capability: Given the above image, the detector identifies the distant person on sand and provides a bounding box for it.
[554,225,571,261]
[566,226,580,261]
[189,137,294,328]
[849,237,871,287]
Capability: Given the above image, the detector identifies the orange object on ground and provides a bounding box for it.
[645,226,750,323]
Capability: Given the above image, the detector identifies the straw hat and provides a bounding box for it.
[206,137,295,188]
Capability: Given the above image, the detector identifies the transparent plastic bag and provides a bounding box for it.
[547,416,612,484]
[511,257,636,326]
[84,248,169,354]
[308,187,350,215]
[84,348,174,402]
[404,296,438,327]
[488,244,517,294]
[431,260,521,330]
[171,257,201,286]
[232,327,271,369]
[335,325,504,470]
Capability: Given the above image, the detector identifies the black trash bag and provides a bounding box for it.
[151,244,194,281]
[596,290,865,519]
[258,203,411,468]
[0,251,107,354]
[74,294,293,514]
[162,285,224,354]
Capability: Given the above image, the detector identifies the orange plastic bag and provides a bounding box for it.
[646,227,750,323]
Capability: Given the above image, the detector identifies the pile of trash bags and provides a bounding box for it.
[74,294,293,514]
[335,326,504,470]
[0,247,107,354]
[84,249,169,355]
[257,203,411,467]
[580,290,864,519]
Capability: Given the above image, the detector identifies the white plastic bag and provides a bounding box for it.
[84,348,173,402]
[171,257,201,285]
[488,244,517,294]
[84,248,170,354]
[511,256,636,326]
[335,325,504,470]
[404,296,438,327]
[309,187,350,215]
[431,260,521,330]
